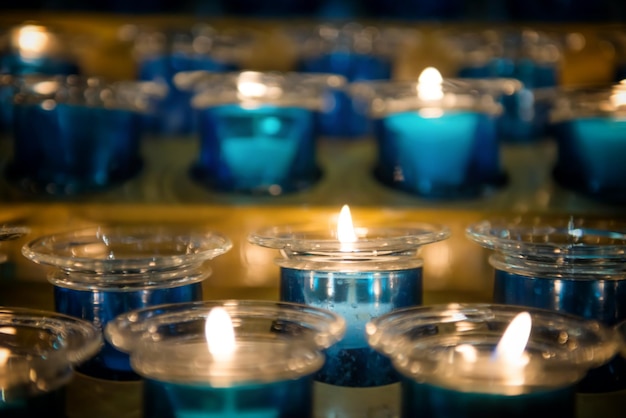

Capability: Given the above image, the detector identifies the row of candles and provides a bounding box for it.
[1,207,626,417]
[0,23,625,202]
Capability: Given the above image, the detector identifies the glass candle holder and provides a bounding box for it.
[104,300,345,418]
[366,303,619,418]
[467,217,626,394]
[0,225,29,265]
[550,84,626,203]
[22,225,232,381]
[441,28,562,142]
[351,74,516,199]
[175,70,345,195]
[0,307,101,416]
[0,23,81,76]
[249,210,449,417]
[288,22,417,138]
[5,75,166,196]
[129,23,256,135]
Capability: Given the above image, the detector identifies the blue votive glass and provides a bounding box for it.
[550,84,626,203]
[131,24,255,135]
[176,70,344,195]
[289,23,417,138]
[249,214,449,417]
[21,225,232,381]
[351,77,514,199]
[467,218,626,399]
[5,75,165,195]
[0,307,101,417]
[443,29,561,142]
[367,304,619,418]
[105,300,345,418]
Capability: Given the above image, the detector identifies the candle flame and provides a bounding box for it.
[417,67,444,118]
[337,205,357,251]
[610,80,626,108]
[236,72,283,103]
[493,311,532,385]
[0,347,9,367]
[205,307,236,361]
[16,25,50,59]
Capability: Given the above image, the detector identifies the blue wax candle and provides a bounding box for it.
[401,376,575,418]
[373,111,503,198]
[138,55,237,135]
[143,375,314,418]
[193,104,320,194]
[7,102,142,195]
[54,283,203,381]
[552,117,626,203]
[280,267,421,387]
[0,387,66,418]
[297,51,392,138]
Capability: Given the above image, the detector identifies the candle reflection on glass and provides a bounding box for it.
[367,304,619,418]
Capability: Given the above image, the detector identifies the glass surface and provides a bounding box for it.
[193,104,320,194]
[281,267,422,387]
[55,282,203,380]
[143,375,314,418]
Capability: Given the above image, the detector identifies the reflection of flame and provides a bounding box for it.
[610,80,626,108]
[205,308,236,361]
[0,347,9,367]
[17,25,50,59]
[337,205,357,252]
[493,311,532,384]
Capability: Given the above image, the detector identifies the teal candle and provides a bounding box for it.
[367,304,619,418]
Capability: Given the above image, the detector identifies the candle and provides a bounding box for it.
[467,217,626,406]
[366,304,619,418]
[351,67,512,199]
[175,70,344,195]
[22,225,232,381]
[289,23,416,139]
[130,24,255,135]
[1,23,80,76]
[249,205,449,416]
[550,83,626,203]
[5,75,165,195]
[441,28,561,142]
[105,300,345,417]
[0,307,101,416]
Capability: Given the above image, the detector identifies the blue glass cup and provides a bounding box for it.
[21,225,232,381]
[288,23,418,139]
[550,84,626,203]
[367,304,619,418]
[175,70,345,195]
[249,210,449,417]
[467,218,626,400]
[130,24,256,136]
[441,28,562,142]
[5,75,166,196]
[105,300,345,418]
[0,307,101,416]
[351,77,515,199]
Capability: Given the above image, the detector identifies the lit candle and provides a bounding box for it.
[105,300,345,418]
[0,307,101,415]
[22,225,232,380]
[367,304,619,418]
[351,67,510,199]
[467,217,626,413]
[551,82,626,203]
[175,70,344,195]
[249,206,449,417]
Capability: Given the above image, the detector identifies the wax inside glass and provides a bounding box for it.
[281,267,422,387]
[193,104,319,194]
